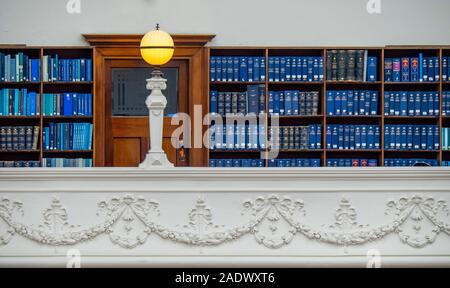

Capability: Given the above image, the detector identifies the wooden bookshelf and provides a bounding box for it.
[207,46,450,167]
[0,46,95,167]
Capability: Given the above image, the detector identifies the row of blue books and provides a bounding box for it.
[268,158,321,167]
[441,91,450,116]
[326,90,378,116]
[442,128,450,150]
[42,158,93,167]
[42,55,92,82]
[326,159,378,167]
[269,125,322,150]
[384,91,439,116]
[210,56,265,82]
[0,52,40,82]
[385,56,439,82]
[384,159,438,167]
[268,91,319,116]
[43,123,93,151]
[0,89,40,116]
[42,93,92,116]
[442,161,450,166]
[209,158,264,167]
[443,57,450,81]
[0,160,40,167]
[210,85,266,115]
[209,123,266,150]
[326,125,380,150]
[268,57,324,82]
[384,125,439,150]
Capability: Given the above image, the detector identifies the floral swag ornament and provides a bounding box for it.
[0,194,449,249]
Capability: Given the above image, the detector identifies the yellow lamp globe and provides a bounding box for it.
[140,25,174,66]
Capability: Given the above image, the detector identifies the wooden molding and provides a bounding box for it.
[83,34,215,47]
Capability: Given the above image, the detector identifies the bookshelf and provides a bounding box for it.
[207,46,450,167]
[0,46,95,167]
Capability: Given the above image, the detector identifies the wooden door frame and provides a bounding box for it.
[83,34,215,167]
[104,59,188,167]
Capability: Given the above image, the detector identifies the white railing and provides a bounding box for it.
[0,167,449,267]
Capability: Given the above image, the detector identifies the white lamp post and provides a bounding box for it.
[139,24,174,168]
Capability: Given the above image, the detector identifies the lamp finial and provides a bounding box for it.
[156,23,160,30]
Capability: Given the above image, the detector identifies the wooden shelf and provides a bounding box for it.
[0,46,95,167]
[210,81,265,85]
[207,46,450,167]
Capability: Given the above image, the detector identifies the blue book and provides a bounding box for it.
[367,126,375,149]
[332,125,338,149]
[384,58,393,82]
[413,126,420,149]
[338,125,344,149]
[428,57,434,82]
[318,57,324,81]
[434,125,440,150]
[434,57,440,82]
[384,125,391,149]
[428,92,434,116]
[291,57,297,81]
[407,125,413,149]
[344,125,350,149]
[309,125,316,149]
[302,57,308,81]
[279,91,285,115]
[274,57,281,82]
[210,91,218,114]
[367,57,377,82]
[326,91,334,115]
[341,91,348,115]
[326,125,332,149]
[400,126,407,149]
[313,57,319,81]
[279,57,286,81]
[215,56,222,81]
[394,126,401,149]
[292,91,299,115]
[370,91,378,115]
[434,92,440,116]
[307,57,313,81]
[260,57,266,81]
[427,125,434,150]
[414,92,421,116]
[359,91,366,115]
[247,57,254,82]
[361,125,367,149]
[268,91,274,114]
[239,57,247,81]
[30,59,40,82]
[347,91,354,115]
[353,91,359,115]
[420,126,427,149]
[221,57,227,81]
[421,92,428,116]
[273,91,280,115]
[349,125,355,149]
[316,125,322,149]
[285,57,291,81]
[268,57,274,82]
[400,92,408,116]
[296,57,303,81]
[253,57,260,82]
[247,85,259,115]
[443,57,448,81]
[407,92,415,116]
[209,56,216,82]
[335,91,341,115]
[233,57,239,81]
[284,90,292,115]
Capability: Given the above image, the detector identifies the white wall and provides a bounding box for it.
[0,0,449,46]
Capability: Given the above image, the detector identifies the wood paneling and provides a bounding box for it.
[113,138,141,167]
